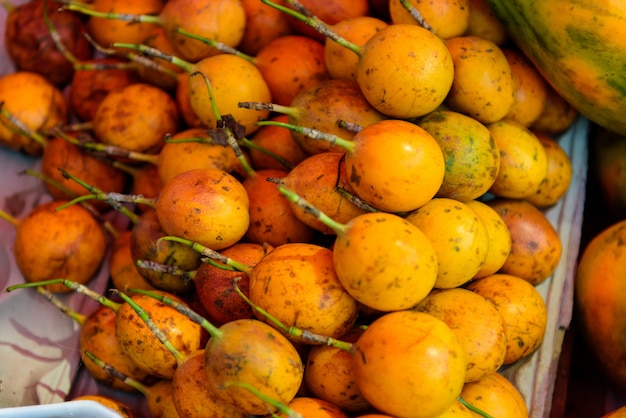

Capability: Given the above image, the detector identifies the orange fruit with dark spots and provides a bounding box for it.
[503,48,549,127]
[445,35,516,124]
[467,273,547,365]
[459,372,528,418]
[487,198,562,285]
[346,119,445,213]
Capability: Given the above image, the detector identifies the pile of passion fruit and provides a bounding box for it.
[0,0,579,417]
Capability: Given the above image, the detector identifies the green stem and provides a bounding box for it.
[128,288,223,340]
[56,169,146,220]
[112,289,187,364]
[23,168,76,198]
[84,351,150,398]
[257,120,355,154]
[61,2,163,25]
[85,33,179,79]
[43,0,79,66]
[5,279,122,312]
[232,279,353,351]
[54,127,159,165]
[399,0,434,32]
[0,209,20,227]
[112,42,194,74]
[191,71,256,177]
[220,381,303,418]
[58,121,94,132]
[238,101,299,118]
[337,119,363,133]
[457,397,493,418]
[237,137,294,171]
[175,27,255,64]
[260,0,362,57]
[109,160,142,178]
[0,102,48,149]
[274,181,348,236]
[157,236,253,274]
[163,136,211,144]
[334,186,379,213]
[22,169,107,223]
[36,286,87,325]
[136,260,197,282]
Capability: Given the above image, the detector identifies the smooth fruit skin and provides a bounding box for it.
[172,350,245,418]
[575,220,626,396]
[115,292,205,379]
[287,79,387,155]
[467,273,547,365]
[388,0,470,39]
[488,199,562,285]
[444,35,516,124]
[405,198,489,289]
[333,212,438,312]
[79,306,152,392]
[346,119,445,213]
[157,128,243,185]
[418,110,501,202]
[278,397,349,418]
[130,209,201,293]
[459,372,528,418]
[204,319,304,415]
[502,48,548,127]
[304,328,371,413]
[87,0,164,48]
[352,310,467,418]
[188,54,271,136]
[415,288,507,383]
[92,82,179,154]
[160,0,247,62]
[487,120,549,200]
[14,201,107,294]
[324,16,388,82]
[0,71,67,155]
[525,130,573,208]
[465,199,512,279]
[356,24,454,119]
[249,243,359,340]
[155,168,250,251]
[485,0,626,135]
[282,152,367,235]
[254,35,329,107]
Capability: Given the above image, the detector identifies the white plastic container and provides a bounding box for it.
[0,400,124,418]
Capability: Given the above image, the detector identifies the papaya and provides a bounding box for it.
[575,220,626,396]
[484,0,626,135]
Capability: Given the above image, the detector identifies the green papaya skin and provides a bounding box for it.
[485,0,626,135]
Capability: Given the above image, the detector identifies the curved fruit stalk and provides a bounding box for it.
[261,119,445,213]
[35,287,152,392]
[248,242,359,341]
[130,289,304,416]
[261,0,454,119]
[276,183,438,312]
[84,351,181,418]
[62,0,247,62]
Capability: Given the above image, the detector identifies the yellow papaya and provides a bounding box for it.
[485,0,626,135]
[575,220,626,396]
